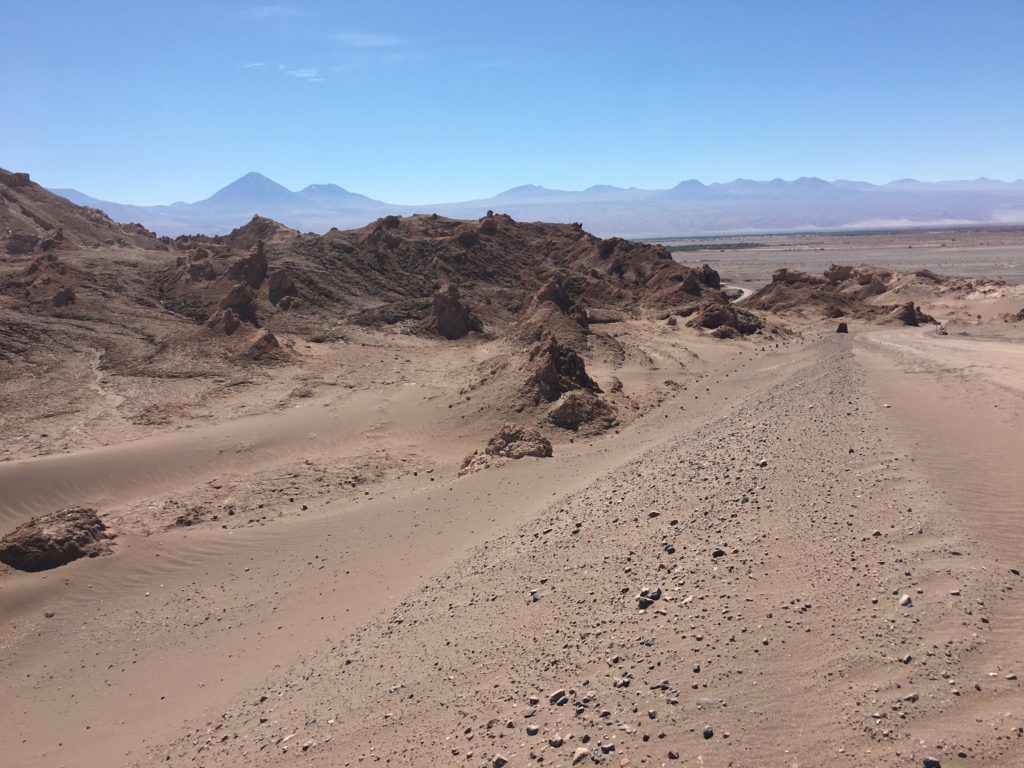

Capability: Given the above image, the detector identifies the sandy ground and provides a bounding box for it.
[2,245,1023,768]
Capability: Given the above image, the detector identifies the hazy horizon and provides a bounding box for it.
[4,1,1024,205]
[45,170,1024,209]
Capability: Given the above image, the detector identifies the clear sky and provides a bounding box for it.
[3,1,1023,204]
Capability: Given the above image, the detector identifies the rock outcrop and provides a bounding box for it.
[524,333,601,402]
[0,508,115,572]
[227,241,269,288]
[244,328,281,359]
[268,268,296,305]
[207,283,259,335]
[483,422,553,459]
[683,301,763,336]
[459,422,553,476]
[547,390,616,429]
[889,301,936,326]
[420,283,482,339]
[749,263,996,324]
[516,273,590,345]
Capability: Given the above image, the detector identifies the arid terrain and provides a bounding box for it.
[2,168,1023,768]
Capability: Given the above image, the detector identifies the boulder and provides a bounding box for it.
[547,390,615,429]
[483,422,552,459]
[0,508,114,572]
[459,422,553,476]
[685,301,763,335]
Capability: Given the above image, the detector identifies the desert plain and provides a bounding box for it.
[1,168,1023,768]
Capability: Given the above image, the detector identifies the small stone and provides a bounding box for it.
[549,688,566,704]
[493,755,509,768]
[899,594,913,607]
[703,725,714,739]
[527,724,539,736]
[572,747,590,765]
[757,459,768,467]
[922,758,941,768]
[549,735,564,748]
[43,611,55,618]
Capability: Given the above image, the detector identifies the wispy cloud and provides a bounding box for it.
[334,31,402,48]
[241,62,266,69]
[240,5,310,20]
[286,67,323,82]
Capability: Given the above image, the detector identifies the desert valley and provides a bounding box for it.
[1,165,1023,768]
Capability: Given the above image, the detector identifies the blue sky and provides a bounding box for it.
[3,1,1023,204]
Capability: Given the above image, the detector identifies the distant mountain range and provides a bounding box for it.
[50,172,1024,238]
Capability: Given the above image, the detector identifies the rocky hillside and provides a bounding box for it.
[167,212,736,337]
[746,264,998,324]
[2,175,761,440]
[1,168,159,253]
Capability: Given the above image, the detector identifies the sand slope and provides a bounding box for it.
[2,327,1021,768]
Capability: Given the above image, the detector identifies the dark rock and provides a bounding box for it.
[685,301,763,336]
[890,301,936,326]
[207,283,259,334]
[0,508,114,572]
[6,232,40,254]
[52,285,76,307]
[526,333,600,402]
[423,283,482,340]
[267,268,295,305]
[460,422,553,475]
[836,322,849,333]
[227,241,268,288]
[547,390,614,429]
